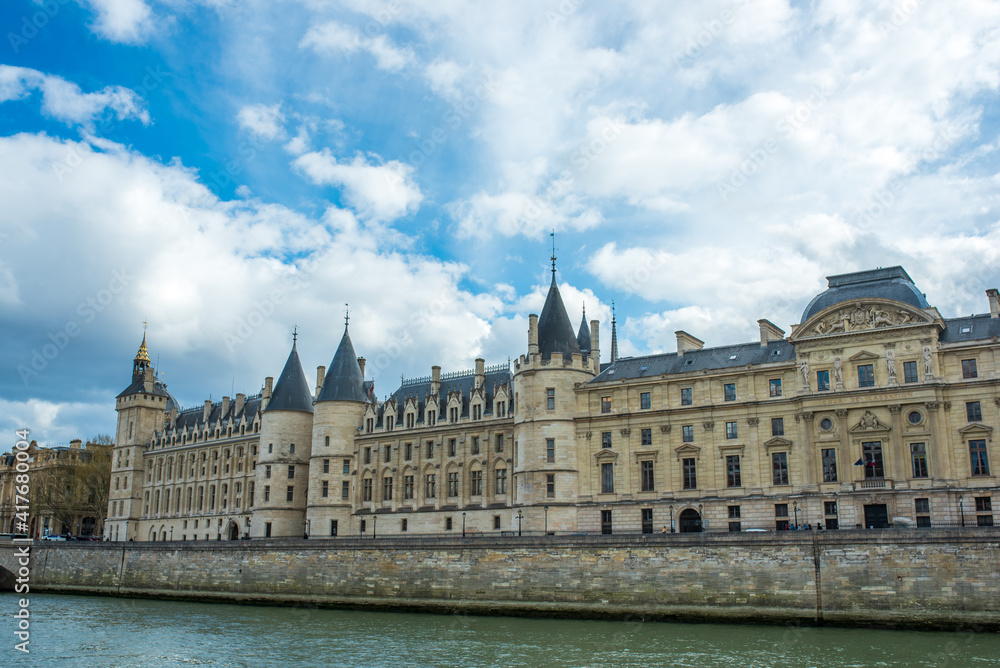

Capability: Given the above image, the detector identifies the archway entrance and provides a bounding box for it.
[679,509,702,533]
[227,522,239,541]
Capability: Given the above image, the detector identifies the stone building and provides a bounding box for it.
[105,265,999,541]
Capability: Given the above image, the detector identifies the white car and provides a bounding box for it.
[41,535,67,541]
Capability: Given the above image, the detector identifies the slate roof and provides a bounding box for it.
[385,367,513,425]
[538,274,581,361]
[264,341,314,414]
[316,326,368,403]
[801,266,929,323]
[576,312,591,353]
[590,339,795,384]
[117,378,172,401]
[939,314,1000,343]
[171,395,263,433]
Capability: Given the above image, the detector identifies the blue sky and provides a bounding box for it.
[2,0,1000,445]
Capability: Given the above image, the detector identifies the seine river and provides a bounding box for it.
[6,594,1000,667]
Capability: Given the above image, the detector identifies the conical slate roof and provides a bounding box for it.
[316,326,367,403]
[264,340,314,413]
[538,274,581,361]
[576,308,591,353]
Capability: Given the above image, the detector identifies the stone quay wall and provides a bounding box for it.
[7,528,1000,630]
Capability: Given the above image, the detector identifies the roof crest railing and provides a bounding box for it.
[401,375,432,386]
[441,369,473,380]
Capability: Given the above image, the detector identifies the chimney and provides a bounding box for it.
[590,320,601,372]
[358,357,366,378]
[235,393,246,417]
[758,319,786,347]
[70,439,82,450]
[143,366,155,391]
[474,358,485,389]
[431,366,441,396]
[528,314,539,356]
[675,330,704,357]
[203,400,212,423]
[316,366,326,399]
[221,396,230,418]
[988,288,1000,319]
[169,406,178,429]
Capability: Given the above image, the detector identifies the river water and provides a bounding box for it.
[5,593,999,667]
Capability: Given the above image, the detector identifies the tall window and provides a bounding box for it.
[471,437,479,455]
[680,387,692,405]
[903,360,918,383]
[910,443,928,478]
[601,463,614,493]
[425,474,436,498]
[914,498,931,527]
[640,392,651,409]
[962,359,978,379]
[724,383,736,401]
[495,468,507,494]
[816,369,830,391]
[640,460,654,492]
[322,481,329,498]
[427,441,434,458]
[470,470,482,496]
[771,417,784,436]
[975,497,993,526]
[602,432,612,448]
[404,443,412,460]
[323,459,330,474]
[286,486,294,502]
[725,421,738,439]
[857,364,874,387]
[383,476,393,501]
[262,486,268,503]
[385,445,392,462]
[362,479,372,501]
[447,472,459,497]
[822,448,837,482]
[970,440,990,475]
[601,510,613,535]
[342,481,349,499]
[265,464,271,479]
[682,458,697,489]
[546,388,555,410]
[546,474,555,498]
[726,455,741,487]
[601,396,612,413]
[546,438,555,463]
[682,425,694,443]
[364,447,371,465]
[448,439,456,457]
[641,508,654,534]
[769,379,782,397]
[967,401,983,422]
[772,452,789,486]
[641,428,652,446]
[862,441,884,478]
[403,475,414,500]
[495,434,504,453]
[287,465,295,479]
[343,459,350,474]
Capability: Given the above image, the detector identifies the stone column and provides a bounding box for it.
[798,412,816,489]
[836,409,850,484]
[924,401,950,481]
[887,405,903,483]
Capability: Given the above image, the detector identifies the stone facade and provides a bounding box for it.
[105,266,1000,542]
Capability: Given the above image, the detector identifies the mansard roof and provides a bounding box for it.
[384,365,513,425]
[590,339,795,384]
[939,314,1000,343]
[801,266,930,323]
[538,274,581,361]
[171,395,263,432]
[264,341,314,414]
[316,325,367,403]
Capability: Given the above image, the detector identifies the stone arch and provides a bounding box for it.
[679,508,702,533]
[225,519,240,541]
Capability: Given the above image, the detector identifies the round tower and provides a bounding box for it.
[307,322,369,538]
[512,260,596,534]
[251,334,314,538]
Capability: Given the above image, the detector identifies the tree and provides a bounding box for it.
[76,435,113,535]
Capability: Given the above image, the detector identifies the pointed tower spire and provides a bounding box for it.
[610,301,619,363]
[132,327,151,383]
[537,243,581,362]
[576,303,591,354]
[264,333,314,413]
[316,322,367,403]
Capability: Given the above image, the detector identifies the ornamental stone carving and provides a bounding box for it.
[747,417,759,426]
[888,404,902,414]
[808,302,923,336]
[660,425,672,434]
[703,421,715,431]
[836,409,849,418]
[620,428,631,437]
[854,410,886,430]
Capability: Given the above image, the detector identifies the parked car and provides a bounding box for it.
[41,535,67,541]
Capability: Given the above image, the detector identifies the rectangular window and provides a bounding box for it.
[640,460,655,492]
[962,359,978,379]
[970,439,990,475]
[725,421,738,439]
[862,441,885,478]
[342,481,349,499]
[447,472,459,497]
[471,436,479,455]
[286,486,294,502]
[428,441,434,457]
[547,388,555,410]
[914,498,931,528]
[641,508,653,534]
[495,434,504,453]
[383,476,393,501]
[546,474,555,498]
[769,378,782,397]
[364,447,371,465]
[343,459,350,474]
[404,443,412,461]
[448,439,456,457]
[975,497,992,512]
[728,505,741,519]
[967,401,983,422]
[323,459,330,474]
[682,458,697,490]
[640,392,651,409]
[601,462,615,493]
[822,448,838,483]
[816,369,830,391]
[495,469,507,494]
[680,387,693,406]
[287,465,295,479]
[641,428,652,446]
[493,516,501,530]
[385,445,392,462]
[403,475,414,500]
[726,455,741,488]
[263,485,270,502]
[903,360,918,383]
[857,364,874,387]
[910,443,928,478]
[602,432,612,449]
[601,509,613,535]
[775,503,788,517]
[322,481,328,498]
[772,452,789,485]
[289,443,295,454]
[265,464,271,479]
[682,425,694,443]
[771,417,784,436]
[471,470,482,496]
[546,438,555,463]
[601,396,612,413]
[265,522,271,538]
[330,520,338,536]
[362,479,372,502]
[724,383,736,401]
[824,501,837,516]
[425,474,436,498]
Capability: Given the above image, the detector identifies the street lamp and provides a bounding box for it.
[793,501,799,527]
[832,493,839,530]
[698,503,703,532]
[373,515,377,539]
[669,505,674,533]
[959,496,965,527]
[517,509,523,536]
[462,512,467,538]
[544,505,549,535]
[170,526,173,541]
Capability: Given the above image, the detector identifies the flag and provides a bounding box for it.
[854,458,864,466]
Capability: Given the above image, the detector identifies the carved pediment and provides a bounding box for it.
[848,350,880,361]
[793,300,936,340]
[718,443,745,458]
[763,436,793,450]
[633,449,660,463]
[594,449,619,463]
[959,423,993,436]
[849,410,890,433]
[674,443,701,461]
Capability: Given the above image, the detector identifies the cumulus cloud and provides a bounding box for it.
[236,103,286,141]
[83,0,154,44]
[300,21,416,71]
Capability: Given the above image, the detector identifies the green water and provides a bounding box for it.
[3,594,999,667]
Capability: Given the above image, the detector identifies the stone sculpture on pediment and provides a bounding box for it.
[806,302,927,337]
[852,410,888,431]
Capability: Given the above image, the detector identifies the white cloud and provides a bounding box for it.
[293,149,423,221]
[236,103,286,141]
[0,66,149,128]
[300,21,416,71]
[0,398,113,447]
[83,0,154,44]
